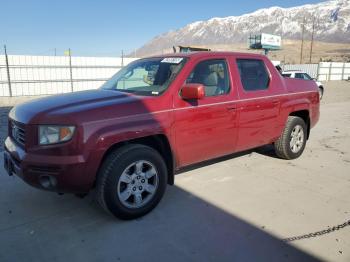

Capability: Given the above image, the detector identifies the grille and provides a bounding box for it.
[10,121,26,146]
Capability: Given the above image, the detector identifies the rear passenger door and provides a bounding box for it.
[233,58,282,151]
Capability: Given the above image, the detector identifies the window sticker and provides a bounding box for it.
[161,57,183,64]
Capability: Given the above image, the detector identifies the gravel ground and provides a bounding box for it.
[0,81,349,262]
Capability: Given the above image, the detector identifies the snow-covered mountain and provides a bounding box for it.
[136,0,350,56]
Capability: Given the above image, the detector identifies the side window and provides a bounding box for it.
[186,59,230,97]
[302,73,312,80]
[236,59,270,91]
[295,73,304,79]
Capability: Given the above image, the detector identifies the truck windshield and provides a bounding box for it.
[101,57,187,96]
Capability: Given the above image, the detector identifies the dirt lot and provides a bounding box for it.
[0,82,350,262]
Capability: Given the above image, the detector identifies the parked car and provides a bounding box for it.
[4,52,320,219]
[282,70,324,99]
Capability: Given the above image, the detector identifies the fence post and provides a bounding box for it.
[4,45,12,97]
[316,63,321,81]
[328,62,332,81]
[68,48,73,92]
[341,63,346,80]
[121,50,124,67]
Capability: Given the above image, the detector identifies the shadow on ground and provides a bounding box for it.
[176,144,278,175]
[0,153,320,262]
[0,103,317,261]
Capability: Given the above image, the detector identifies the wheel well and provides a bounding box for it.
[290,110,310,139]
[99,135,175,185]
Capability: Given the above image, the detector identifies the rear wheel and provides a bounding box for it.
[96,144,167,220]
[274,116,307,160]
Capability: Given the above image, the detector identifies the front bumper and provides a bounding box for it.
[3,137,94,193]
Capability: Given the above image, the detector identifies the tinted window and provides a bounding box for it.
[237,59,270,91]
[282,73,292,77]
[295,73,304,79]
[302,73,312,80]
[186,59,230,96]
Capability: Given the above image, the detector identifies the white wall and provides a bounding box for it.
[282,62,350,81]
[0,55,138,96]
[1,55,349,97]
[281,64,319,79]
[317,62,350,81]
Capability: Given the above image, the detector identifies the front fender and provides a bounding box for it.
[81,112,173,186]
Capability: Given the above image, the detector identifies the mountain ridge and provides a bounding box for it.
[136,0,350,57]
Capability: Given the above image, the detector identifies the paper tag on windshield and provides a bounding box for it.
[161,57,183,64]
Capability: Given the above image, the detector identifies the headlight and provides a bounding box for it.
[39,125,75,145]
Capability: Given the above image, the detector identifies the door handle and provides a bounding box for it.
[226,106,237,111]
[272,100,280,105]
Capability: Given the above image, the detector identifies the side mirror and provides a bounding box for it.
[181,84,205,100]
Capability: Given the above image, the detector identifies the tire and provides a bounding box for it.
[96,144,168,220]
[318,86,324,100]
[274,116,307,160]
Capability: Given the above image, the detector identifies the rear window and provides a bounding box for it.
[282,73,292,77]
[237,59,270,91]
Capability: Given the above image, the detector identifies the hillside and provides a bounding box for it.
[135,0,350,61]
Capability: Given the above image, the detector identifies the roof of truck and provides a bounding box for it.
[148,51,267,59]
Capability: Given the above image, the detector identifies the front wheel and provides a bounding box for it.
[96,144,167,220]
[274,116,307,160]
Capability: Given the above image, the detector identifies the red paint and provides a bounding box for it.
[4,52,320,193]
[181,84,205,100]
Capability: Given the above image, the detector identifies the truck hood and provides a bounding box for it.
[9,89,153,124]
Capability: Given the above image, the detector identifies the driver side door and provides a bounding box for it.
[173,58,239,167]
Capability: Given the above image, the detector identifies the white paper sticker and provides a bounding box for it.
[161,57,183,64]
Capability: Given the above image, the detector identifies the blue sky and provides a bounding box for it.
[1,0,323,56]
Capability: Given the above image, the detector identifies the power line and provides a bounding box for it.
[309,16,316,64]
[300,16,306,64]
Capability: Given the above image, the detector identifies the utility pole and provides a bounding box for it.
[121,50,124,67]
[4,45,12,97]
[309,16,316,64]
[68,48,73,92]
[300,17,306,64]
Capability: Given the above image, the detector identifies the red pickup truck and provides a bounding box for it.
[4,52,320,219]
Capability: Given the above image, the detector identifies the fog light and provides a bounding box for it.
[39,175,57,189]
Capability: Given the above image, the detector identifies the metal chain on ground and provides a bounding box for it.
[283,219,350,242]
